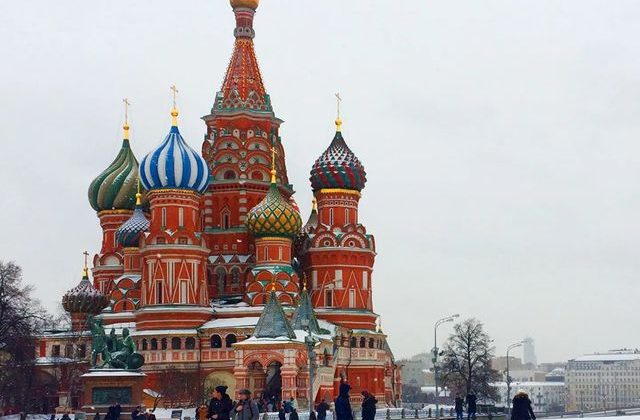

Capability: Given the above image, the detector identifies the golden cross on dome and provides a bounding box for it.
[302,273,308,291]
[123,98,131,140]
[335,92,343,132]
[170,85,179,125]
[83,251,89,277]
[270,279,277,292]
[135,179,142,206]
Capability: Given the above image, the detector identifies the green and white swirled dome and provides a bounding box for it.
[88,125,142,212]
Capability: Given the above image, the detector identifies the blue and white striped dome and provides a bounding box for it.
[139,125,210,193]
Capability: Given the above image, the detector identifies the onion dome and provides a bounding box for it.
[247,169,302,238]
[88,121,141,211]
[139,106,210,194]
[309,118,367,192]
[230,0,259,9]
[116,191,150,247]
[62,264,109,315]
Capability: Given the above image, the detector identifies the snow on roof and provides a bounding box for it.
[82,370,146,377]
[201,317,260,329]
[144,388,162,398]
[35,357,74,365]
[572,353,640,362]
[493,381,566,387]
[131,329,198,337]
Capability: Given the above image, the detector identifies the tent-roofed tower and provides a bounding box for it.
[201,0,293,300]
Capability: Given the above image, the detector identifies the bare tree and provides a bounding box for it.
[0,261,53,411]
[156,367,201,408]
[439,318,500,400]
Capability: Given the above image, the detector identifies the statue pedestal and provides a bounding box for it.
[81,369,146,413]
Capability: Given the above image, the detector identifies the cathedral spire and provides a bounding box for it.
[213,0,270,113]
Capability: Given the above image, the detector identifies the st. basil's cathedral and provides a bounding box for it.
[37,0,402,410]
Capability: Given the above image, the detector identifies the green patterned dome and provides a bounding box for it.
[247,174,302,238]
[88,138,141,212]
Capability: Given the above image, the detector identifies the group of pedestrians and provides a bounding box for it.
[453,389,536,420]
[454,393,477,420]
[334,382,378,420]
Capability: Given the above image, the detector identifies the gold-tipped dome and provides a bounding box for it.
[246,173,302,238]
[230,0,259,9]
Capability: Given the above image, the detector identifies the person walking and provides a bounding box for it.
[209,386,234,420]
[231,389,259,420]
[316,400,330,420]
[289,409,299,420]
[361,391,377,420]
[511,390,536,420]
[454,394,464,420]
[334,383,354,420]
[132,406,142,420]
[466,393,477,420]
[278,408,286,420]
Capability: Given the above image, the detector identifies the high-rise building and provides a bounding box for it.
[523,337,537,367]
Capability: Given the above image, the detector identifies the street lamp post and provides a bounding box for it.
[506,341,524,415]
[433,314,459,420]
[302,320,318,412]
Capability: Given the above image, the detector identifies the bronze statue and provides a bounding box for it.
[89,318,144,370]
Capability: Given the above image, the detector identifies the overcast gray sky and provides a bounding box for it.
[1,0,640,363]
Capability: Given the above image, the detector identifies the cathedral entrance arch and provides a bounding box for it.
[264,361,283,403]
[204,371,237,398]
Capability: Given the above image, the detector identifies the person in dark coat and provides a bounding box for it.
[511,390,536,420]
[334,383,354,420]
[209,385,234,420]
[466,394,477,420]
[132,406,142,420]
[94,413,102,420]
[454,394,464,420]
[277,408,286,420]
[361,391,377,420]
[316,400,330,420]
[115,403,122,420]
[289,409,299,420]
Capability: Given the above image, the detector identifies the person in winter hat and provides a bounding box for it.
[209,386,234,420]
[361,391,377,420]
[511,390,536,420]
[231,389,259,420]
[454,394,464,420]
[334,382,354,420]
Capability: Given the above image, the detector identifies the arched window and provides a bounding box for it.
[211,334,223,349]
[185,337,196,350]
[224,170,236,180]
[231,268,240,288]
[151,338,158,350]
[216,268,226,293]
[369,338,374,349]
[161,338,168,350]
[171,337,181,350]
[223,214,230,229]
[323,349,330,367]
[225,334,237,348]
[360,337,366,348]
[142,339,148,351]
[350,336,357,348]
[251,171,264,181]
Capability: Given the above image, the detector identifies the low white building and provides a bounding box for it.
[493,382,567,413]
[566,351,640,411]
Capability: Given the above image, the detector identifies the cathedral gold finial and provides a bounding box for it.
[82,251,89,278]
[302,273,308,292]
[170,85,179,126]
[270,146,278,184]
[312,196,317,212]
[123,98,131,140]
[135,179,142,206]
[270,280,277,292]
[335,93,342,132]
